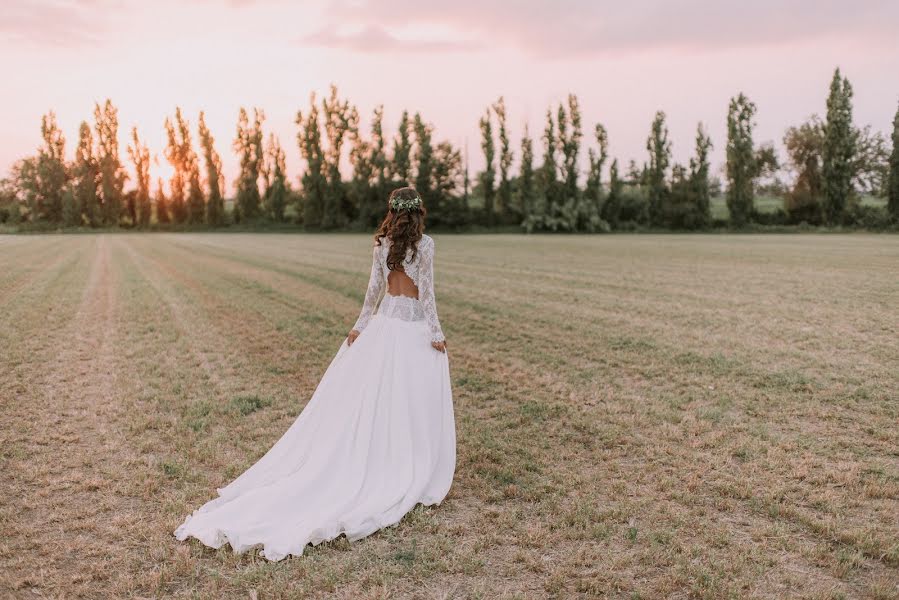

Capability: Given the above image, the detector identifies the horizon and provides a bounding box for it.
[2,0,898,195]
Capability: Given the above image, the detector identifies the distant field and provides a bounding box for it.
[709,194,888,220]
[1,233,897,599]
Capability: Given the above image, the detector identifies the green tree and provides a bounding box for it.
[297,94,326,228]
[557,95,583,229]
[264,133,289,222]
[726,93,757,227]
[783,116,825,223]
[478,107,496,227]
[493,97,514,221]
[155,178,170,224]
[532,109,559,229]
[518,125,536,221]
[413,112,436,211]
[348,107,377,227]
[233,107,265,222]
[351,105,387,228]
[164,112,187,224]
[391,110,412,186]
[646,110,671,227]
[822,68,855,225]
[94,100,126,225]
[321,85,352,229]
[690,123,713,227]
[601,158,623,228]
[371,106,388,214]
[665,124,713,230]
[584,123,609,230]
[850,125,889,197]
[198,112,225,226]
[73,121,98,226]
[28,112,68,222]
[127,127,152,228]
[432,141,467,228]
[889,102,899,220]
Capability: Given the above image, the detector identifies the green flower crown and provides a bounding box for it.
[390,194,422,212]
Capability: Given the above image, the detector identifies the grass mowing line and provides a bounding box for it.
[166,236,376,306]
[0,235,73,304]
[0,236,141,597]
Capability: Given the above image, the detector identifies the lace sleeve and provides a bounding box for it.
[419,237,445,343]
[351,245,384,333]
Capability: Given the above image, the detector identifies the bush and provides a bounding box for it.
[616,187,649,226]
[846,203,893,229]
[751,208,788,226]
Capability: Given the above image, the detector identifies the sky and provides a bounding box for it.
[1,0,897,194]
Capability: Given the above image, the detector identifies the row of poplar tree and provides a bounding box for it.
[3,69,898,231]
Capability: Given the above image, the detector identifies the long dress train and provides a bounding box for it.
[173,234,455,561]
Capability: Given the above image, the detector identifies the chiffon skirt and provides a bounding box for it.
[173,311,456,561]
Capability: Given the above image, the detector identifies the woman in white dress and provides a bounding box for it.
[174,187,456,561]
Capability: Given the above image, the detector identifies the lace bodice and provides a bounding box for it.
[352,234,445,343]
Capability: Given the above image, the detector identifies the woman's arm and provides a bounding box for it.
[348,245,383,345]
[418,237,446,350]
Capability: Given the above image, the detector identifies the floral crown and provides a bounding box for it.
[390,193,422,212]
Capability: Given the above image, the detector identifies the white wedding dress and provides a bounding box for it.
[174,234,456,561]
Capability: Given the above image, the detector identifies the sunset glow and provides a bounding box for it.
[2,0,897,194]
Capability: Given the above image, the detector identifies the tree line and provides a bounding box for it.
[2,69,897,231]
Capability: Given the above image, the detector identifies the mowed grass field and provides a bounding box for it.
[0,233,897,599]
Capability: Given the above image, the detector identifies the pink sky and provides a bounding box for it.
[1,0,897,194]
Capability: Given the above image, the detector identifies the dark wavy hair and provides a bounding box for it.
[374,187,426,271]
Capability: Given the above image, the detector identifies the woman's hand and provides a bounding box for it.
[431,340,447,353]
[347,329,360,346]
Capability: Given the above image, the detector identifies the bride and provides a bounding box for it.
[174,187,456,561]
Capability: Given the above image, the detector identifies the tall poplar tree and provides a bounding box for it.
[413,113,435,210]
[391,110,412,186]
[646,111,671,226]
[371,106,388,206]
[478,107,496,226]
[822,68,856,225]
[726,93,757,227]
[94,100,126,225]
[690,123,713,227]
[164,112,187,224]
[601,158,623,228]
[198,112,225,226]
[889,102,899,221]
[584,123,609,228]
[519,125,536,220]
[348,107,377,227]
[353,105,387,227]
[234,107,265,222]
[493,97,513,220]
[73,121,98,226]
[155,178,170,224]
[177,113,205,225]
[297,94,326,228]
[558,95,583,228]
[537,109,558,223]
[264,133,289,222]
[127,127,152,228]
[321,86,352,228]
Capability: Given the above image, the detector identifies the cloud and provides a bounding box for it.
[0,0,121,47]
[303,0,899,58]
[300,24,482,54]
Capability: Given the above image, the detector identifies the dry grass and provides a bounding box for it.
[0,232,897,599]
